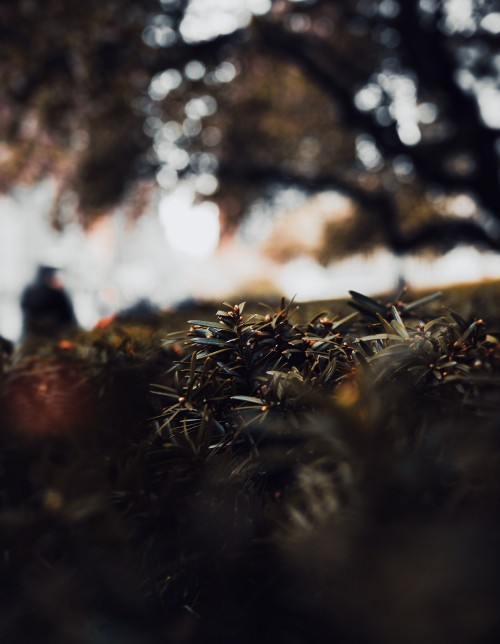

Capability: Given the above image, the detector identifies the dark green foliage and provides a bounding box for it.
[157,292,500,451]
[1,291,500,643]
[155,299,357,449]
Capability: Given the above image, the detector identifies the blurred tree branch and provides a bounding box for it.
[0,0,499,257]
[219,159,500,253]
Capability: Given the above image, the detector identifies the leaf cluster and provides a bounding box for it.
[156,299,358,450]
[157,292,500,457]
[352,293,500,411]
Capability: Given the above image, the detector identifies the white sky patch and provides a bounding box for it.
[277,252,400,302]
[185,60,206,81]
[445,193,477,218]
[403,246,500,289]
[277,246,500,302]
[148,69,183,101]
[142,17,176,48]
[180,0,272,43]
[444,0,475,33]
[184,95,217,119]
[214,61,237,83]
[195,173,219,196]
[381,72,421,145]
[358,70,422,146]
[476,82,500,129]
[454,72,500,130]
[159,186,220,258]
[481,12,500,34]
[355,83,383,111]
[418,101,438,124]
[356,134,383,170]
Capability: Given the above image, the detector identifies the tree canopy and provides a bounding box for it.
[1,0,499,256]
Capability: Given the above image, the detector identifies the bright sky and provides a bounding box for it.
[2,181,500,341]
[179,0,271,42]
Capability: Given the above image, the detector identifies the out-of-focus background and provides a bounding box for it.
[1,0,500,340]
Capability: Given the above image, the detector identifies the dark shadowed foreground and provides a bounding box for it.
[1,285,500,644]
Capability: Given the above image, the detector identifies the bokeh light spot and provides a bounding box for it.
[159,187,220,258]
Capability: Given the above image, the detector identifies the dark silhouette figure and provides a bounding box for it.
[20,266,77,340]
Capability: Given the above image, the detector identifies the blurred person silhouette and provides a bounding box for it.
[20,266,77,342]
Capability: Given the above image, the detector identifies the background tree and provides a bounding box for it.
[1,0,499,256]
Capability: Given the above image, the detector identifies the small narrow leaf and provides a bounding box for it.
[188,320,229,330]
[391,319,410,340]
[330,311,358,330]
[231,395,264,404]
[448,309,468,332]
[456,321,477,346]
[376,313,396,335]
[349,291,387,315]
[191,337,227,347]
[359,333,400,342]
[402,291,442,312]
